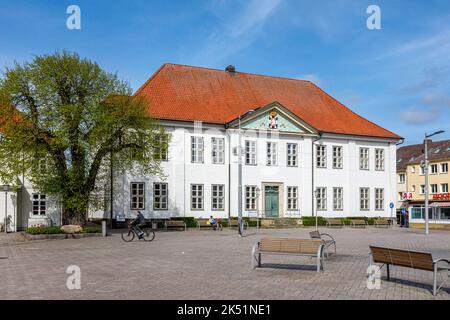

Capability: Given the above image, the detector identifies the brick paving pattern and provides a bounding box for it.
[0,227,449,299]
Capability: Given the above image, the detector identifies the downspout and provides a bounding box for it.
[312,133,322,229]
[227,129,231,220]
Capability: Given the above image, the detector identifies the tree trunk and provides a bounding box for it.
[62,207,88,226]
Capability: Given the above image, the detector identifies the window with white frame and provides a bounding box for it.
[316,187,327,211]
[316,145,327,168]
[153,183,168,210]
[245,186,257,210]
[420,166,425,175]
[286,143,298,167]
[211,184,225,211]
[430,164,438,174]
[412,185,416,192]
[375,149,385,171]
[398,173,406,183]
[333,187,343,211]
[266,142,277,166]
[360,187,370,211]
[130,183,145,210]
[211,137,225,164]
[420,184,426,194]
[431,184,438,194]
[411,166,416,173]
[441,163,448,174]
[375,188,384,211]
[153,134,169,161]
[245,140,257,165]
[287,187,298,210]
[360,148,369,170]
[32,194,46,216]
[441,183,449,193]
[191,184,204,210]
[332,146,343,169]
[191,136,204,163]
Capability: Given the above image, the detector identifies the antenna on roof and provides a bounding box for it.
[225,65,236,73]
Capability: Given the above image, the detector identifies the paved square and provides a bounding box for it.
[1,227,449,299]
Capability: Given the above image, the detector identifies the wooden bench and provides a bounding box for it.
[164,220,186,231]
[374,218,390,228]
[309,230,336,257]
[350,219,368,228]
[196,219,213,230]
[228,219,249,230]
[326,218,344,228]
[369,246,450,295]
[252,238,325,272]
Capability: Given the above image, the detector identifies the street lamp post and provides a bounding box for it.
[423,130,445,235]
[255,187,260,230]
[2,185,11,233]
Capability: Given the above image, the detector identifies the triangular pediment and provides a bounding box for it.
[226,102,318,134]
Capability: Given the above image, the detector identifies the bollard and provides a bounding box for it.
[102,220,107,237]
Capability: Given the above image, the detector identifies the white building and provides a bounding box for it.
[1,63,402,230]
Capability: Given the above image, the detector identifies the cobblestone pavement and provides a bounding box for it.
[1,227,449,300]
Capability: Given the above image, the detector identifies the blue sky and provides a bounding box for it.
[1,0,450,144]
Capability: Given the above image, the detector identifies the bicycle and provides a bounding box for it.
[121,222,155,242]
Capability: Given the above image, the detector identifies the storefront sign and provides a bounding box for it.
[402,192,413,200]
[432,193,450,200]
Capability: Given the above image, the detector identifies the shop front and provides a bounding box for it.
[409,193,450,229]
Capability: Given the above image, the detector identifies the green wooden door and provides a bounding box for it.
[264,186,279,218]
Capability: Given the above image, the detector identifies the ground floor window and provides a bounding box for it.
[153,183,168,210]
[360,187,369,211]
[287,186,298,210]
[130,182,145,210]
[375,188,384,211]
[316,187,327,211]
[211,184,225,211]
[245,186,257,210]
[333,187,343,211]
[32,194,46,216]
[191,184,204,210]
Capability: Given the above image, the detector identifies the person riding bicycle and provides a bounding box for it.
[130,211,146,239]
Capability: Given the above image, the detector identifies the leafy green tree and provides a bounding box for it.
[0,52,167,225]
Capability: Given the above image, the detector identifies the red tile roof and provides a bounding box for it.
[134,63,401,139]
[397,139,450,171]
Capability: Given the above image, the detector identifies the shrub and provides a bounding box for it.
[26,226,64,235]
[301,216,327,226]
[82,226,102,233]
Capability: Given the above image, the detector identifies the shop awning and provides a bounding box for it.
[431,202,450,207]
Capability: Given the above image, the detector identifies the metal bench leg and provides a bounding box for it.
[433,263,438,296]
[386,264,390,281]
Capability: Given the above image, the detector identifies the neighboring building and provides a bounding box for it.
[1,63,402,230]
[397,139,450,229]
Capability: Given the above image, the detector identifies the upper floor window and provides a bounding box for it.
[287,186,298,210]
[316,187,327,211]
[420,185,426,194]
[360,187,370,211]
[441,163,448,174]
[441,183,449,193]
[191,184,204,210]
[431,184,438,194]
[211,184,225,211]
[286,143,298,167]
[153,134,169,161]
[359,148,369,170]
[430,164,438,174]
[332,146,343,169]
[245,141,257,165]
[398,173,406,184]
[245,186,257,210]
[411,166,416,173]
[153,183,168,210]
[32,194,46,216]
[420,166,425,175]
[130,182,145,210]
[375,149,385,171]
[211,138,225,164]
[375,188,384,211]
[316,145,327,168]
[266,142,278,166]
[191,136,204,163]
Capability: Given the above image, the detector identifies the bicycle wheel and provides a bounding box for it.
[121,229,135,242]
[142,228,155,242]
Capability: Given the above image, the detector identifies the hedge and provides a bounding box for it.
[302,216,379,226]
[26,226,64,235]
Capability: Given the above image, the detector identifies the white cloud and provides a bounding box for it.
[399,106,440,124]
[421,93,450,108]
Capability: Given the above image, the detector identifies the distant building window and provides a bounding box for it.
[266,142,277,166]
[375,188,384,211]
[441,183,449,193]
[316,187,327,211]
[420,166,425,175]
[420,185,426,194]
[411,166,415,173]
[375,149,385,171]
[287,186,298,210]
[245,186,257,210]
[333,187,343,211]
[360,148,369,170]
[332,146,343,169]
[32,194,46,216]
[316,145,327,168]
[211,138,225,164]
[411,185,416,192]
[441,163,448,174]
[130,183,145,210]
[191,184,204,210]
[211,184,225,211]
[286,143,298,167]
[245,141,257,165]
[398,173,406,184]
[153,183,168,210]
[431,184,438,194]
[360,187,370,211]
[191,136,204,163]
[430,164,438,174]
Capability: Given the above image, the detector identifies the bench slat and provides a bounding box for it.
[260,238,321,254]
[370,246,434,271]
